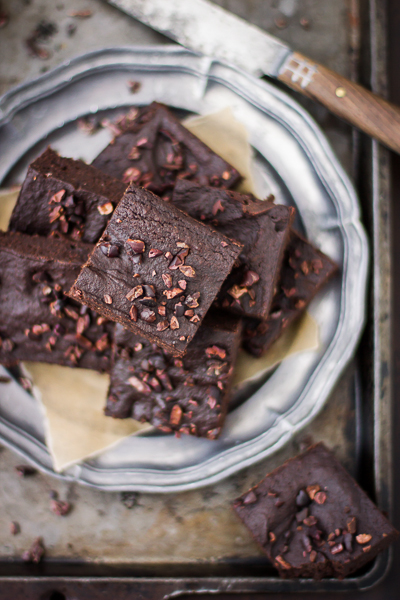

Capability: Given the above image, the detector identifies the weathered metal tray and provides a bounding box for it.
[0,46,367,492]
[0,0,393,596]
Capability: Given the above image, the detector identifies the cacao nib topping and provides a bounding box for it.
[138,296,156,306]
[303,515,318,527]
[149,248,163,258]
[170,404,182,426]
[128,146,141,160]
[103,294,113,304]
[301,534,312,553]
[174,303,185,317]
[243,490,257,505]
[49,204,64,223]
[168,248,189,270]
[100,242,120,258]
[126,239,145,254]
[241,270,260,287]
[129,306,138,321]
[179,265,195,278]
[306,485,320,500]
[162,273,172,288]
[275,556,291,570]
[343,532,353,552]
[126,285,143,301]
[330,543,344,555]
[128,375,151,393]
[123,167,141,183]
[170,316,179,330]
[228,285,248,300]
[140,308,156,323]
[205,346,226,359]
[178,279,187,290]
[185,293,200,308]
[96,334,109,352]
[143,284,156,298]
[32,271,50,283]
[157,320,169,332]
[212,199,225,215]
[158,306,166,316]
[314,491,327,504]
[356,534,372,544]
[163,288,182,300]
[130,253,142,265]
[49,189,66,204]
[97,202,114,216]
[136,136,150,148]
[347,517,357,534]
[296,489,311,508]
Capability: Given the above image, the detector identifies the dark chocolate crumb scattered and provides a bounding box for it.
[50,499,71,516]
[15,465,37,477]
[120,491,138,508]
[10,521,20,535]
[128,80,141,93]
[22,537,45,563]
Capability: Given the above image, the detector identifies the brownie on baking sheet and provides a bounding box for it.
[106,312,242,439]
[9,147,127,243]
[92,102,241,196]
[243,230,338,357]
[67,184,243,357]
[233,443,398,579]
[0,232,113,371]
[171,180,295,320]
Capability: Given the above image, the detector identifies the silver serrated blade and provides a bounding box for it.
[107,0,292,78]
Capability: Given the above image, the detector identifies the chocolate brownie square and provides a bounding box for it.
[243,231,338,356]
[92,102,241,196]
[67,184,243,357]
[9,147,127,243]
[233,443,398,579]
[172,180,295,320]
[0,232,113,371]
[106,311,242,439]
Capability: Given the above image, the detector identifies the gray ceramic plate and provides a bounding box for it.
[0,46,368,492]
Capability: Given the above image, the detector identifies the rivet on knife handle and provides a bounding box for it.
[278,52,400,154]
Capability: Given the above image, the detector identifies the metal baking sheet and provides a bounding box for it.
[0,46,367,491]
[0,0,393,596]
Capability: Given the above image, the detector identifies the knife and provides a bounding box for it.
[108,0,400,154]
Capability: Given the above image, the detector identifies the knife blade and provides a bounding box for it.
[109,0,291,78]
[108,0,400,155]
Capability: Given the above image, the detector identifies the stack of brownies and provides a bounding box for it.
[0,102,337,439]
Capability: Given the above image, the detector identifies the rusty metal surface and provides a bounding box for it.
[0,0,393,597]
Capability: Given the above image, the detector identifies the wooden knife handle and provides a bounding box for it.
[278,51,400,154]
